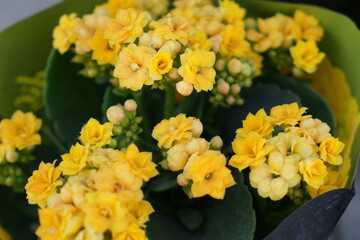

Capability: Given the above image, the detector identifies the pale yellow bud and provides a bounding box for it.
[192,119,203,137]
[106,105,125,125]
[169,68,180,80]
[210,136,223,150]
[245,17,257,29]
[177,173,189,186]
[167,143,189,171]
[228,58,243,75]
[249,164,271,188]
[186,138,209,155]
[268,152,284,173]
[269,177,288,201]
[258,177,271,198]
[124,99,137,112]
[176,81,194,96]
[292,67,303,78]
[6,149,18,163]
[216,80,230,94]
[231,84,241,94]
[226,96,236,105]
[210,36,221,52]
[205,20,223,36]
[215,59,226,71]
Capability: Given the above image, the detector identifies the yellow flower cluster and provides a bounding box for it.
[0,110,42,163]
[230,103,344,201]
[25,117,159,240]
[246,10,325,74]
[152,114,235,199]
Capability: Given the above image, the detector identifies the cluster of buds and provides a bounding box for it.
[72,53,113,82]
[210,57,258,106]
[152,114,235,199]
[106,99,143,149]
[0,110,42,191]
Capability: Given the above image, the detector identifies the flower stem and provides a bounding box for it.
[132,91,152,141]
[164,83,175,119]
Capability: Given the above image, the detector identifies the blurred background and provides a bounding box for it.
[0,0,359,239]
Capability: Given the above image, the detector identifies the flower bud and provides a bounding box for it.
[176,81,193,96]
[6,150,18,163]
[159,160,169,170]
[106,105,125,125]
[292,67,303,78]
[124,99,137,112]
[216,80,230,95]
[205,20,223,36]
[228,58,243,75]
[245,17,257,29]
[215,59,225,71]
[177,173,189,186]
[226,96,236,105]
[210,136,223,150]
[192,119,203,137]
[169,68,180,79]
[210,36,221,52]
[241,63,252,77]
[231,84,241,94]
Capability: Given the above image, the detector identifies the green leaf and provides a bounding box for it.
[44,50,104,146]
[146,171,256,240]
[213,83,301,148]
[0,0,105,118]
[147,171,178,192]
[254,75,336,134]
[176,207,204,231]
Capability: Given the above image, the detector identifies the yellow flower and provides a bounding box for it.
[88,148,122,168]
[0,227,11,240]
[290,40,325,74]
[36,208,67,240]
[178,48,216,92]
[93,167,116,192]
[293,9,324,41]
[219,0,246,26]
[101,0,136,17]
[184,150,235,199]
[167,142,190,171]
[79,118,113,149]
[60,181,86,207]
[25,161,63,207]
[189,30,213,51]
[152,114,195,148]
[0,110,41,150]
[105,8,151,45]
[113,223,147,240]
[60,143,89,176]
[299,158,327,189]
[113,43,156,91]
[123,144,159,182]
[134,0,169,18]
[230,132,273,171]
[288,118,331,144]
[306,170,339,198]
[127,200,154,226]
[236,109,274,138]
[150,14,196,45]
[267,102,309,126]
[319,137,345,165]
[220,25,250,57]
[53,13,78,54]
[82,192,128,234]
[89,29,121,65]
[243,49,263,76]
[111,161,143,193]
[149,51,173,80]
[246,17,283,53]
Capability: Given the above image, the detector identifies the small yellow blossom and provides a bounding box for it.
[36,208,68,240]
[267,102,309,126]
[220,25,250,57]
[88,29,121,65]
[219,0,246,26]
[113,43,156,91]
[60,181,86,207]
[230,132,273,171]
[114,223,147,240]
[189,30,213,50]
[299,158,327,189]
[149,51,173,80]
[167,142,190,171]
[60,143,90,175]
[288,118,331,144]
[100,0,135,17]
[53,13,78,54]
[88,148,122,168]
[134,0,169,18]
[93,167,116,192]
[150,14,196,45]
[82,192,128,234]
[123,144,159,182]
[307,170,339,198]
[127,200,154,226]
[293,9,324,41]
[0,110,41,150]
[236,109,274,138]
[274,13,296,48]
[243,49,263,76]
[290,40,325,74]
[152,114,195,148]
[105,8,151,45]
[319,137,345,165]
[79,118,113,149]
[25,161,63,207]
[178,48,216,92]
[184,150,235,199]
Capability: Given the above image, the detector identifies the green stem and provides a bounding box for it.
[41,125,67,154]
[164,83,175,119]
[132,91,152,141]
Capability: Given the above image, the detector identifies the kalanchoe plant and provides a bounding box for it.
[0,0,359,239]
